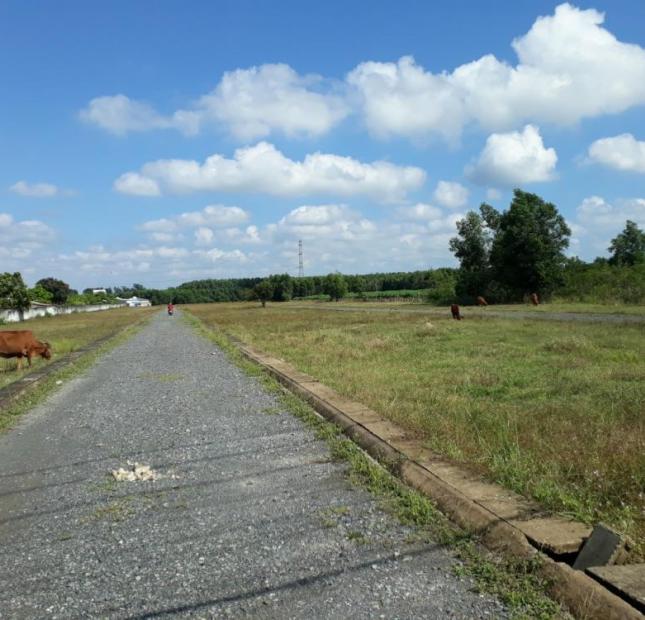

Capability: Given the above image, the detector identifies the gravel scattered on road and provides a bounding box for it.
[0,311,508,619]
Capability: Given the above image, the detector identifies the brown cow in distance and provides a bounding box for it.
[476,296,488,306]
[450,304,462,320]
[530,292,540,306]
[0,330,51,371]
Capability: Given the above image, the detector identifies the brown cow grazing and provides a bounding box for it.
[529,292,540,306]
[450,304,462,320]
[476,296,488,306]
[0,330,51,371]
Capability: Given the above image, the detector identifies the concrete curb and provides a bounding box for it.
[0,316,151,413]
[233,341,642,620]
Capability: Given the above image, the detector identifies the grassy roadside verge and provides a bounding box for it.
[0,312,154,433]
[183,309,568,619]
[0,307,158,390]
[185,302,645,559]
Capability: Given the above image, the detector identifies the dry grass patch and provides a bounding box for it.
[291,299,645,318]
[187,302,645,555]
[0,307,157,390]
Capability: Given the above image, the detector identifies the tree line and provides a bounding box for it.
[121,270,460,306]
[2,190,644,312]
[449,189,645,303]
[0,275,122,312]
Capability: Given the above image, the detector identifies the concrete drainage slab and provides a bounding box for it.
[234,339,643,620]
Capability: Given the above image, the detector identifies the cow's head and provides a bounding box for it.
[37,341,52,360]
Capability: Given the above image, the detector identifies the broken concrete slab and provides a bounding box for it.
[573,523,626,570]
[510,517,592,555]
[587,564,645,613]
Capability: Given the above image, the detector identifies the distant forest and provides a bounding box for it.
[108,259,645,307]
[113,191,645,307]
[112,269,456,305]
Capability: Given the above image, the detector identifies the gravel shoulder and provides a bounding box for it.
[0,311,507,619]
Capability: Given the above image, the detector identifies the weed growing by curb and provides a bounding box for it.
[183,311,568,619]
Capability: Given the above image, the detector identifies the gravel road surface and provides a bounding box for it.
[0,311,507,619]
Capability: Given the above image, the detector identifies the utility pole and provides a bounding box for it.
[298,239,304,277]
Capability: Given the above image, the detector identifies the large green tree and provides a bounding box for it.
[449,210,492,300]
[0,272,31,312]
[608,220,645,266]
[449,211,490,270]
[488,190,571,299]
[253,279,274,307]
[450,190,571,302]
[323,273,348,301]
[36,277,72,304]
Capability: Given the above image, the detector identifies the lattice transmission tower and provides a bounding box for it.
[298,239,304,277]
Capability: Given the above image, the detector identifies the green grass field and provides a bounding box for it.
[186,301,645,556]
[292,299,645,316]
[470,302,645,316]
[0,307,157,390]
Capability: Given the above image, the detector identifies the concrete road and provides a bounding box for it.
[0,312,507,619]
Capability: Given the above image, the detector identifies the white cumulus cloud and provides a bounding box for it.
[0,213,55,259]
[194,227,214,246]
[348,3,645,141]
[466,125,557,186]
[80,95,174,135]
[194,248,250,264]
[571,195,645,257]
[187,63,349,140]
[10,181,60,198]
[347,56,464,142]
[81,65,347,140]
[269,205,376,241]
[115,142,425,201]
[396,203,443,221]
[587,134,645,173]
[141,205,250,234]
[81,5,645,145]
[113,173,161,197]
[433,181,469,208]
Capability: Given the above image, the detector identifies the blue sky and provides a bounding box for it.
[1,1,644,290]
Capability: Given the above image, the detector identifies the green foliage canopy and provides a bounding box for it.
[36,277,72,304]
[323,273,348,301]
[449,211,490,271]
[28,284,54,303]
[0,272,30,311]
[253,279,274,307]
[489,190,571,298]
[608,220,645,266]
[449,211,491,301]
[450,190,571,302]
[268,273,293,302]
